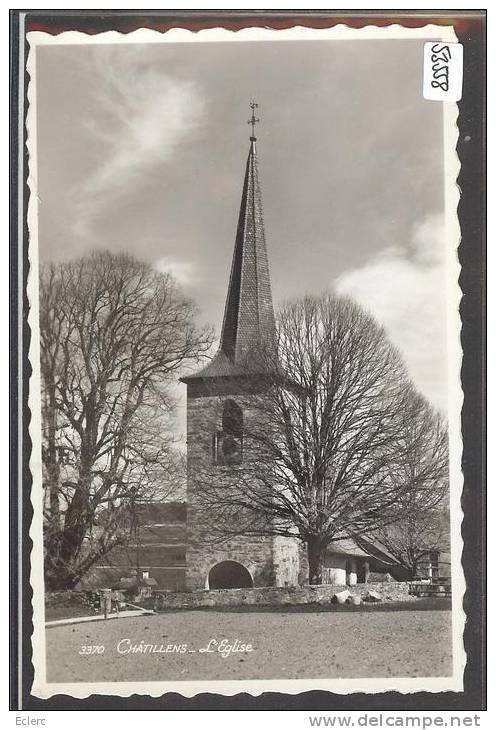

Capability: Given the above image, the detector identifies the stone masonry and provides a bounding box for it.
[184,386,301,590]
[181,132,301,591]
[153,582,416,610]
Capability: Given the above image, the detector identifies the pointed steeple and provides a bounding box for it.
[184,104,276,381]
[219,132,276,362]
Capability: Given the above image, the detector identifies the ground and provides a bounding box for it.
[45,601,452,682]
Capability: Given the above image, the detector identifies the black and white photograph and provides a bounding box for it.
[23,22,470,700]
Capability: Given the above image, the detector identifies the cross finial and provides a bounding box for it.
[248,100,260,141]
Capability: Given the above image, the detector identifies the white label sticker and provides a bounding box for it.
[423,42,463,101]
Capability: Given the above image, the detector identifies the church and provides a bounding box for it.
[179,107,374,591]
[83,109,393,594]
[180,107,302,591]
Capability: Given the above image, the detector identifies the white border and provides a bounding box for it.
[25,22,465,700]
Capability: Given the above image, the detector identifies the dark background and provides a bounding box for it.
[10,9,486,712]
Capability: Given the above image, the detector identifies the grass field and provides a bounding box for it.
[45,601,452,682]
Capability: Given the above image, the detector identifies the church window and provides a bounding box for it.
[223,399,243,439]
[213,399,243,465]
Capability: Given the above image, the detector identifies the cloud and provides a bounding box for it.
[335,213,449,411]
[72,47,206,238]
[155,255,196,287]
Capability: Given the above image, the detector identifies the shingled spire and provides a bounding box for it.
[185,103,276,380]
[220,107,276,362]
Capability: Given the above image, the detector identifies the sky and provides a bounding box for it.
[35,37,449,435]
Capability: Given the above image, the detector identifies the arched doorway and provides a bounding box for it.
[208,560,253,589]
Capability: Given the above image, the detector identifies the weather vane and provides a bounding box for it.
[248,100,260,140]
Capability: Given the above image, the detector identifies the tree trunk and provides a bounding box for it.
[408,563,418,580]
[44,523,89,590]
[44,478,93,589]
[44,534,122,590]
[307,535,324,585]
[44,552,81,590]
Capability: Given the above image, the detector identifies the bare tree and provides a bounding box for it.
[368,393,450,579]
[40,251,212,589]
[371,505,450,580]
[192,293,435,583]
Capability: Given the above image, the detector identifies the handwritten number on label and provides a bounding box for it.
[430,43,451,92]
[424,41,462,101]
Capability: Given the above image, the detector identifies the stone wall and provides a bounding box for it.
[152,581,415,610]
[185,390,299,590]
[272,535,300,587]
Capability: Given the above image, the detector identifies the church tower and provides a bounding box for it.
[181,105,301,591]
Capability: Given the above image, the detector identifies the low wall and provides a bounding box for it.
[152,581,415,610]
